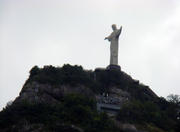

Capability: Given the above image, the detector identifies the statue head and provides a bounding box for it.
[112,24,117,31]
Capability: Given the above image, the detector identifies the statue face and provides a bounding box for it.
[112,24,117,31]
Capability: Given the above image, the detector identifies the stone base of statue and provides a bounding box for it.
[106,65,121,71]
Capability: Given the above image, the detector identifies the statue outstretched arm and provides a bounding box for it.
[104,34,113,41]
[116,26,122,36]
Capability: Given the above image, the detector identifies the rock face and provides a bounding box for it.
[122,124,137,132]
[15,81,94,105]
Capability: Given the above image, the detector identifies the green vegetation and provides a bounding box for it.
[28,64,93,86]
[0,94,119,132]
[117,97,180,132]
[94,68,157,102]
[27,64,99,93]
[27,64,158,101]
[1,64,179,132]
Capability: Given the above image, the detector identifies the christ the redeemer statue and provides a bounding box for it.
[105,24,122,70]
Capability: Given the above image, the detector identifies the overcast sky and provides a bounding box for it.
[0,0,180,110]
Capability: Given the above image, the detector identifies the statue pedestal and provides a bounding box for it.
[106,65,121,71]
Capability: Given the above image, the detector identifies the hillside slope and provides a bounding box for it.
[0,64,179,132]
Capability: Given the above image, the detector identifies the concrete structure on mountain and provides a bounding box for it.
[105,24,122,70]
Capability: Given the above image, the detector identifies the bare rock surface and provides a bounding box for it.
[14,81,94,105]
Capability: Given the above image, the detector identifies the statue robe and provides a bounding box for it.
[107,28,122,65]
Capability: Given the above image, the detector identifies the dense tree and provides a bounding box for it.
[0,94,118,132]
[167,94,180,104]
